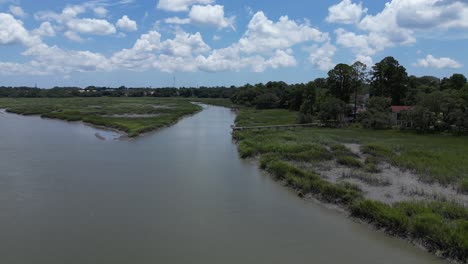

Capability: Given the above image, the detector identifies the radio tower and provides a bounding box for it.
[173,75,176,88]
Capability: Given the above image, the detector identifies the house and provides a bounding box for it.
[391,106,412,125]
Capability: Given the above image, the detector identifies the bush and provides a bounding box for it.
[359,97,392,129]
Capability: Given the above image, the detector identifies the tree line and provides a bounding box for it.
[1,56,467,133]
[0,86,237,99]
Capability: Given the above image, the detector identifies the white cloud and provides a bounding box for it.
[237,11,328,54]
[188,5,234,29]
[330,0,468,67]
[157,0,214,12]
[66,18,116,35]
[308,42,336,71]
[326,0,366,24]
[414,55,462,69]
[32,22,56,37]
[165,5,235,30]
[0,13,40,46]
[9,5,26,18]
[64,30,84,42]
[335,28,376,56]
[117,15,138,32]
[393,0,468,30]
[93,7,108,18]
[164,17,190,25]
[354,54,373,67]
[161,31,210,57]
[264,49,297,70]
[35,5,117,40]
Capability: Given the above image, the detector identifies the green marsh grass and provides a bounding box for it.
[0,97,201,137]
[234,108,468,262]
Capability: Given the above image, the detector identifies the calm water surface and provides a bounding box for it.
[0,106,447,264]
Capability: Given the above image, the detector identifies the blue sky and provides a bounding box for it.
[0,0,467,88]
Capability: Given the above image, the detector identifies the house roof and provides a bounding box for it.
[391,106,412,113]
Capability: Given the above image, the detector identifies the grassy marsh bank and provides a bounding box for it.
[0,98,202,137]
[234,108,468,263]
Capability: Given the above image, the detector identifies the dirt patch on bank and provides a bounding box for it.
[102,113,163,118]
[294,143,468,207]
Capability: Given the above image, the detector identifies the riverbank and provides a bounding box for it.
[233,108,468,263]
[0,98,202,138]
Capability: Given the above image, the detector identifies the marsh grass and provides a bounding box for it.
[235,108,468,262]
[0,97,201,137]
[342,170,391,187]
[459,179,468,194]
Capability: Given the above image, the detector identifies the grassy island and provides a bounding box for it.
[0,97,202,137]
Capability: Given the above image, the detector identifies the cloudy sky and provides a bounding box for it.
[0,0,467,88]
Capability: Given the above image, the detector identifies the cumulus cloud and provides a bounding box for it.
[237,11,328,54]
[165,5,235,30]
[35,5,116,41]
[93,7,108,18]
[0,13,40,46]
[331,0,468,67]
[117,15,138,32]
[414,55,462,69]
[9,5,26,18]
[157,0,214,12]
[66,18,116,36]
[32,22,56,37]
[164,17,191,25]
[64,30,84,42]
[1,9,334,76]
[308,42,336,71]
[326,0,366,24]
[188,5,234,29]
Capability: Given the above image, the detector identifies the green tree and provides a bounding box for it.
[327,63,355,103]
[317,97,347,126]
[371,57,409,105]
[402,106,436,133]
[445,74,467,90]
[351,61,368,120]
[254,93,280,109]
[359,97,392,129]
[298,82,316,124]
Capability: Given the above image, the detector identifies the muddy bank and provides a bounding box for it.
[293,143,468,207]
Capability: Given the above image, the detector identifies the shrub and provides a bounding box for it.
[359,97,392,129]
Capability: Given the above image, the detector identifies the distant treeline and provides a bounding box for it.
[0,86,237,99]
[2,56,468,133]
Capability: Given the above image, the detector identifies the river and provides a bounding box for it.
[0,105,447,264]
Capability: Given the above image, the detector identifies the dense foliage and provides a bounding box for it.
[2,56,468,134]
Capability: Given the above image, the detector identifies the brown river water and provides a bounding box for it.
[0,106,447,264]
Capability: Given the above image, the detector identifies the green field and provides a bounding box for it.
[234,108,468,262]
[0,97,202,137]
